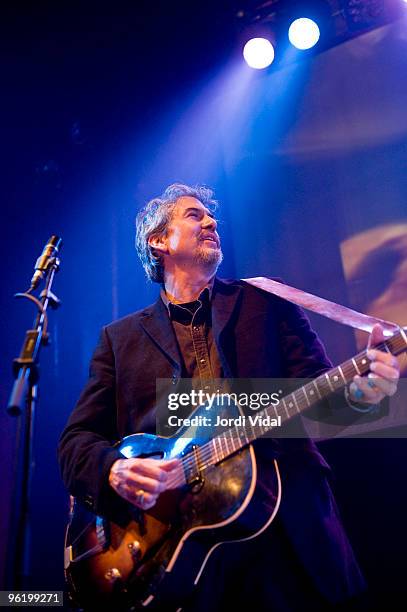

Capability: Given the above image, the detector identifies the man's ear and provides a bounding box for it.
[148,234,168,255]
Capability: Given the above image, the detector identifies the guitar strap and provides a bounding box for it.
[242,276,399,337]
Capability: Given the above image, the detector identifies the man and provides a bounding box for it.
[59,183,400,611]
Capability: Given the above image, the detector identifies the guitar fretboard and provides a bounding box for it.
[183,327,407,477]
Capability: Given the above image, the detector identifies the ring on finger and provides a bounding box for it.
[135,488,145,505]
[353,387,364,400]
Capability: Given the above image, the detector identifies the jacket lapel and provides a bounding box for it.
[212,278,242,376]
[212,278,242,336]
[139,298,181,370]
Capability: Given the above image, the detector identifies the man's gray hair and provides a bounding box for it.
[135,183,218,283]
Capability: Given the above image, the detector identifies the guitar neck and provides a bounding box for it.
[203,326,407,467]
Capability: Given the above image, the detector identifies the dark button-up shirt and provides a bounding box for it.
[161,286,223,387]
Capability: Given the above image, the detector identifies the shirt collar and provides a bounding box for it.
[160,280,214,319]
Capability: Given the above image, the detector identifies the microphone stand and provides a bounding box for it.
[6,254,61,590]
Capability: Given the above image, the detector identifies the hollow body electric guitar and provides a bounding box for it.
[65,328,407,610]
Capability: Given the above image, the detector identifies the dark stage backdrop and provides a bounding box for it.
[1,7,406,609]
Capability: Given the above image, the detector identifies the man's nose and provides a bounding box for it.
[202,214,217,230]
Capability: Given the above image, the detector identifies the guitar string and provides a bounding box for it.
[163,435,246,489]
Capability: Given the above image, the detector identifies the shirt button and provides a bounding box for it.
[200,358,206,364]
[84,495,94,509]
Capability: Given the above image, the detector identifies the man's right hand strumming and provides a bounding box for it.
[108,457,182,510]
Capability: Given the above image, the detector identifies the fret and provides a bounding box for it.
[382,328,407,356]
[292,392,300,412]
[312,380,322,400]
[286,395,298,415]
[214,436,221,462]
[264,404,275,424]
[250,414,259,440]
[262,410,272,433]
[231,427,238,451]
[354,353,370,375]
[211,438,218,463]
[338,365,347,384]
[351,357,361,375]
[360,355,369,370]
[219,436,225,461]
[342,360,357,381]
[236,427,244,448]
[199,440,211,471]
[294,388,307,412]
[316,376,331,398]
[301,386,311,407]
[385,336,399,355]
[329,369,343,390]
[205,443,214,470]
[225,430,232,454]
[232,425,238,450]
[220,436,227,461]
[230,429,235,455]
[225,429,231,452]
[325,372,334,392]
[281,397,290,419]
[399,327,407,349]
[254,418,261,439]
[239,426,249,445]
[219,436,226,462]
[340,362,350,377]
[213,437,219,462]
[229,429,235,452]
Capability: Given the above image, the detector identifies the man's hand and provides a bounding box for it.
[349,324,400,405]
[109,457,182,510]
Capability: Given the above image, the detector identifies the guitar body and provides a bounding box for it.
[65,402,281,610]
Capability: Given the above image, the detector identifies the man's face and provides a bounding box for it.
[164,196,222,270]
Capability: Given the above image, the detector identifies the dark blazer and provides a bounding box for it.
[58,278,365,603]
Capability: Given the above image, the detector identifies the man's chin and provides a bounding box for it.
[195,247,223,268]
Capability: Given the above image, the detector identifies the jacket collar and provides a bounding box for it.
[138,277,242,371]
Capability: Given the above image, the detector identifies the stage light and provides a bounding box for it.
[243,37,275,69]
[288,18,320,50]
